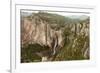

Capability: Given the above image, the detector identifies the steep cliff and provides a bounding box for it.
[21,12,90,62]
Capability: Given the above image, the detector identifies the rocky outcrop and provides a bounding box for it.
[21,13,65,61]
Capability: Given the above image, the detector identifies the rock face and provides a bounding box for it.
[21,12,90,62]
[21,13,65,61]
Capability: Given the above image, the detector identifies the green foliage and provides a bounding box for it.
[21,44,50,63]
[55,34,89,61]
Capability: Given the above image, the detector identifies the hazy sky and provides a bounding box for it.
[21,10,89,19]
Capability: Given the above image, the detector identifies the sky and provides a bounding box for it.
[21,10,89,19]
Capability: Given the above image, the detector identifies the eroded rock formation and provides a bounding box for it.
[21,13,65,61]
[21,12,90,62]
